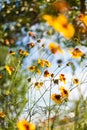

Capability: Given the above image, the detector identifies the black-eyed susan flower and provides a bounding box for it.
[29,31,36,38]
[38,59,51,68]
[9,50,16,55]
[49,42,64,54]
[51,94,62,104]
[38,59,45,68]
[35,82,43,89]
[5,65,14,75]
[28,66,36,72]
[78,14,87,26]
[0,112,5,118]
[69,48,84,58]
[17,119,35,130]
[44,70,51,77]
[19,49,29,56]
[18,49,24,55]
[73,78,79,84]
[59,74,66,84]
[44,59,51,67]
[28,66,41,74]
[43,14,75,39]
[27,42,35,48]
[59,86,69,99]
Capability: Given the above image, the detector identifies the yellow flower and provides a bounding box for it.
[38,59,51,68]
[44,70,51,77]
[9,50,16,55]
[28,66,41,74]
[19,49,29,56]
[70,48,84,58]
[73,78,79,84]
[78,14,87,26]
[27,42,35,48]
[59,74,66,84]
[23,51,29,56]
[17,119,35,130]
[28,66,36,72]
[36,68,41,74]
[44,59,51,67]
[5,65,14,75]
[0,112,5,118]
[51,94,62,104]
[35,82,43,89]
[38,59,45,68]
[49,42,64,54]
[29,31,36,38]
[59,86,69,99]
[43,14,75,39]
[0,74,2,79]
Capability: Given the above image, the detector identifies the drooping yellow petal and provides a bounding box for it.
[5,65,14,75]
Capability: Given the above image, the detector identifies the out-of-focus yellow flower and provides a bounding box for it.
[29,31,36,38]
[35,82,43,89]
[27,42,35,48]
[5,65,14,75]
[43,14,75,39]
[38,59,45,68]
[69,48,84,58]
[19,49,29,56]
[51,94,62,104]
[28,66,36,72]
[38,59,51,68]
[53,0,70,13]
[73,78,79,84]
[23,51,29,56]
[6,90,10,96]
[78,14,87,26]
[59,86,69,99]
[0,112,5,118]
[44,59,51,67]
[59,74,66,84]
[0,74,2,79]
[49,42,64,54]
[44,70,51,77]
[28,66,41,74]
[9,50,16,55]
[17,119,35,130]
[36,68,41,74]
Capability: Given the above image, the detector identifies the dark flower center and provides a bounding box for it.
[63,89,68,95]
[55,94,61,100]
[24,124,30,130]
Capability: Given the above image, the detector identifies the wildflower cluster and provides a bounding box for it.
[0,1,87,130]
